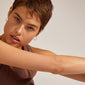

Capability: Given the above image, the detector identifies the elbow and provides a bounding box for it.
[50,56,64,74]
[51,67,63,74]
[51,64,64,74]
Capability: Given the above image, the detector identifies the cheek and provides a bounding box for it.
[4,25,10,35]
[4,16,16,33]
[22,34,35,44]
[4,21,13,33]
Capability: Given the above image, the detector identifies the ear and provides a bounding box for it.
[8,6,13,16]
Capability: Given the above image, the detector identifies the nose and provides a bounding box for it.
[15,24,24,35]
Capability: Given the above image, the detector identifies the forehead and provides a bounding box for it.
[12,6,41,26]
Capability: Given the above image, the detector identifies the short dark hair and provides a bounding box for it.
[12,0,53,33]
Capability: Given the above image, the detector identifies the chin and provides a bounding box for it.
[12,44,22,49]
[6,41,21,49]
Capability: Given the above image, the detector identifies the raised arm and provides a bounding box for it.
[31,46,85,82]
[31,46,85,74]
[1,40,85,79]
[0,40,58,73]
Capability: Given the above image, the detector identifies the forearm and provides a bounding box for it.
[54,55,85,82]
[0,40,58,73]
[56,55,85,75]
[1,40,85,75]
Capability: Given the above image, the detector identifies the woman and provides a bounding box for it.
[0,0,85,84]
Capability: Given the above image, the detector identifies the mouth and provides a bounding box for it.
[10,35,20,43]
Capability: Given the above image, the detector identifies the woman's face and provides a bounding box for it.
[3,6,41,49]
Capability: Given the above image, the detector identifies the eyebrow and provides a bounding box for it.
[14,12,22,20]
[14,12,38,29]
[27,24,38,29]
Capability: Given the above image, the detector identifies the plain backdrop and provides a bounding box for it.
[0,0,85,85]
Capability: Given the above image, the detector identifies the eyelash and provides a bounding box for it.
[27,26,34,31]
[15,17,20,22]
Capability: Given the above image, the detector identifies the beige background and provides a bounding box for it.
[0,0,85,85]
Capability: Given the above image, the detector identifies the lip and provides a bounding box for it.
[10,35,20,43]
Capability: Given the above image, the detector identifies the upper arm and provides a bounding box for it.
[31,46,56,56]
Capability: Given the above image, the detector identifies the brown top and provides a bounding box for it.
[0,45,36,85]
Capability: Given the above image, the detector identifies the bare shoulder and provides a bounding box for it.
[31,46,56,56]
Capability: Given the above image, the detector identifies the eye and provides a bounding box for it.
[27,27,34,31]
[15,17,20,22]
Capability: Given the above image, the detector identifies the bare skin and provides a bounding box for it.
[0,39,85,82]
[0,6,85,82]
[2,6,41,49]
[31,46,85,82]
